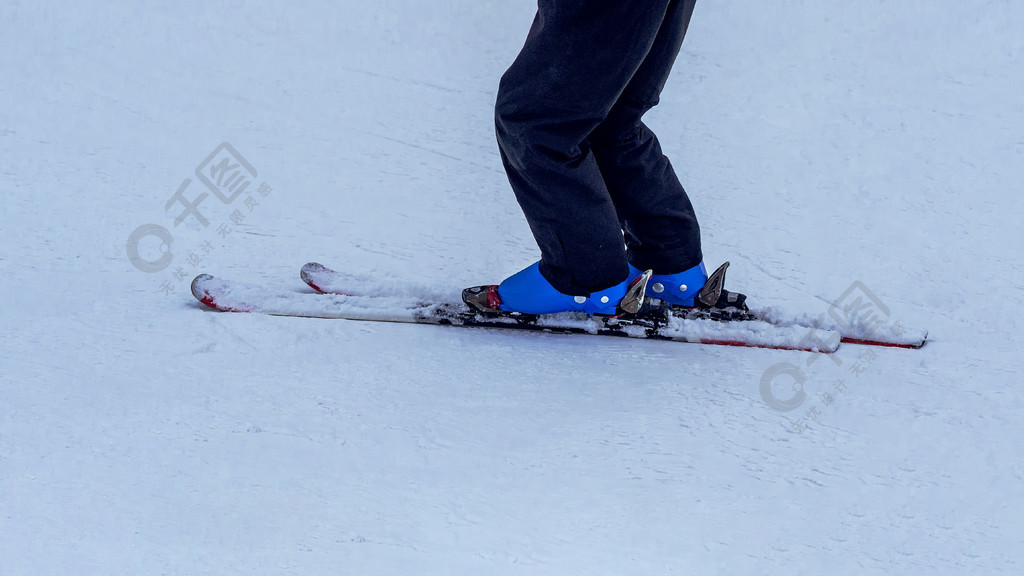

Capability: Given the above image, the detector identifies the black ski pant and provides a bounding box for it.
[496,0,702,295]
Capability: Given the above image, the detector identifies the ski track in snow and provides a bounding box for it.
[3,1,1024,574]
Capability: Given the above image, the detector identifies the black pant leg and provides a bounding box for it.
[495,0,675,294]
[590,0,703,274]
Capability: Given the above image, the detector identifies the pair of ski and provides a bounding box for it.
[191,263,927,352]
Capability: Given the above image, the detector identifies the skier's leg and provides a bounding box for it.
[495,0,675,297]
[590,0,703,275]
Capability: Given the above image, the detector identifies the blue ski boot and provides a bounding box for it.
[632,261,748,310]
[467,262,651,316]
[629,261,708,307]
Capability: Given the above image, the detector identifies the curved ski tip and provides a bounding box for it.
[300,262,334,292]
[300,261,333,280]
[301,262,334,275]
[191,274,214,299]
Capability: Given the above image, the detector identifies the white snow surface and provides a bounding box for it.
[2,1,1023,574]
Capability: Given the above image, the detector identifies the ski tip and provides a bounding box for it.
[190,274,255,312]
[191,274,218,308]
[300,262,335,293]
[301,262,333,275]
[191,273,214,297]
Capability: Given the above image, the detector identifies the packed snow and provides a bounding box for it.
[3,1,1023,574]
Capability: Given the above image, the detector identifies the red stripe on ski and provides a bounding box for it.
[840,337,925,349]
[697,339,819,351]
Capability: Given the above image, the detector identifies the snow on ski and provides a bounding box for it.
[301,262,927,349]
[193,272,840,353]
[754,307,927,349]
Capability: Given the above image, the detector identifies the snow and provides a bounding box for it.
[2,0,1023,574]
